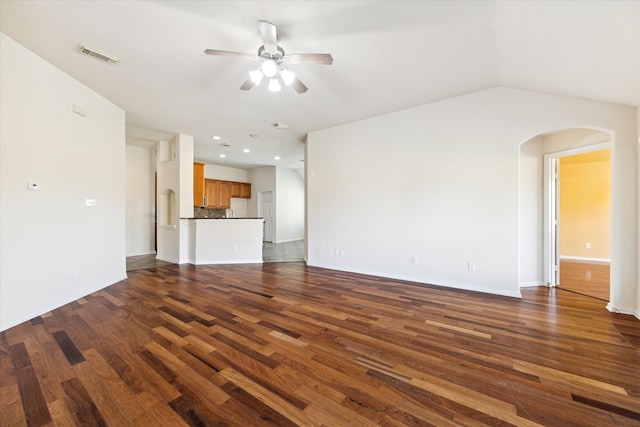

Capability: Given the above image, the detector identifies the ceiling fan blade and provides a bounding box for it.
[258,20,278,53]
[284,53,333,65]
[239,77,255,91]
[204,49,257,60]
[291,77,308,94]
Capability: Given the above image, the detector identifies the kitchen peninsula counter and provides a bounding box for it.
[184,217,264,265]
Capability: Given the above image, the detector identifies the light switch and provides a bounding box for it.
[27,181,39,190]
[85,199,97,206]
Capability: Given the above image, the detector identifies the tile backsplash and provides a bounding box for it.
[193,207,227,218]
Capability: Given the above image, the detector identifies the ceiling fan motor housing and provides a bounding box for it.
[258,45,285,63]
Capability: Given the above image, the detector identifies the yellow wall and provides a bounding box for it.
[559,149,610,259]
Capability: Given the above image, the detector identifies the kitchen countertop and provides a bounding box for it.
[181,217,263,220]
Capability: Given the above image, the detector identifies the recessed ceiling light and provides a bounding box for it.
[212,136,221,140]
[243,148,251,153]
[274,156,280,160]
[273,122,289,130]
[219,154,226,158]
[249,133,260,138]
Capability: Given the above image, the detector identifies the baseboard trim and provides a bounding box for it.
[520,281,545,288]
[606,302,640,320]
[559,256,610,263]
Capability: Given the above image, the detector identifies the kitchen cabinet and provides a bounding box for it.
[230,182,251,199]
[193,162,205,206]
[218,181,231,208]
[240,183,251,198]
[204,179,217,208]
[204,179,231,209]
[197,164,251,207]
[230,182,241,198]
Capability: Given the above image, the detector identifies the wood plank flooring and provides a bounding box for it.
[1,262,638,426]
[558,259,610,301]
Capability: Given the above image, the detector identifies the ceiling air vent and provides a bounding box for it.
[273,122,289,130]
[79,44,120,65]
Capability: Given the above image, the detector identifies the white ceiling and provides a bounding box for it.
[1,1,638,169]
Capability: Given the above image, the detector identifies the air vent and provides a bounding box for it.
[273,122,289,130]
[79,44,120,65]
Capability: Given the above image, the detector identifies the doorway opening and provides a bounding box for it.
[544,143,611,301]
[258,190,274,243]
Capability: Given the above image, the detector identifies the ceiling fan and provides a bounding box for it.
[204,21,333,94]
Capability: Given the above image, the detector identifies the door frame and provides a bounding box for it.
[258,190,274,243]
[543,141,611,287]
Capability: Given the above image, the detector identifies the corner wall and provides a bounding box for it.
[156,134,193,264]
[275,167,304,243]
[0,33,126,331]
[126,145,155,256]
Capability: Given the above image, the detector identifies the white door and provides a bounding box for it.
[259,191,274,242]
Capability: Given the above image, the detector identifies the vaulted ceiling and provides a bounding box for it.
[1,1,638,169]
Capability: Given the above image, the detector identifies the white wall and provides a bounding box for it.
[307,87,637,312]
[248,166,276,217]
[156,134,193,264]
[126,145,155,256]
[247,166,304,243]
[0,33,126,331]
[637,107,640,319]
[519,136,543,286]
[275,167,305,243]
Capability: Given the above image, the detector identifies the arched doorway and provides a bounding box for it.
[520,128,613,303]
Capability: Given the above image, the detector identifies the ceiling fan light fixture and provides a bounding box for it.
[261,59,277,78]
[280,69,295,86]
[268,78,281,92]
[249,69,264,84]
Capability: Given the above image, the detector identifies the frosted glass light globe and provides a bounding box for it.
[261,60,277,78]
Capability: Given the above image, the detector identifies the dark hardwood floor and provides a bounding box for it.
[559,259,610,301]
[1,262,638,426]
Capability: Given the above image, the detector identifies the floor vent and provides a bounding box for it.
[79,44,120,65]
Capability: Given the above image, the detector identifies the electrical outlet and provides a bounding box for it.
[410,256,417,264]
[585,242,591,249]
[467,262,476,271]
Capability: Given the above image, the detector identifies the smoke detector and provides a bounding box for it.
[79,44,120,65]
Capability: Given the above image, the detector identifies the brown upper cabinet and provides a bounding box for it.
[193,162,205,206]
[240,183,251,198]
[204,179,229,209]
[196,163,251,207]
[230,182,242,198]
